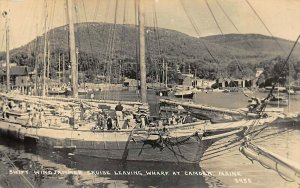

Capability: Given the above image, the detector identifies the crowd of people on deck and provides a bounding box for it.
[0,96,197,131]
[0,97,48,127]
[91,102,149,131]
[91,102,196,131]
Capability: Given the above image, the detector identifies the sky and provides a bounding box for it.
[0,0,299,51]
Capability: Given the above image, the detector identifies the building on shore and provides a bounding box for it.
[123,78,140,87]
[217,78,253,88]
[0,63,35,93]
[181,74,215,89]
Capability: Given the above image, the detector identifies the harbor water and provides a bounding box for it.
[0,90,299,187]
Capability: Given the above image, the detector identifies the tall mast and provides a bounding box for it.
[2,11,10,92]
[62,53,65,84]
[58,53,61,86]
[42,0,48,97]
[162,58,165,85]
[47,41,50,78]
[34,22,39,96]
[66,0,78,98]
[138,0,147,103]
[165,61,168,87]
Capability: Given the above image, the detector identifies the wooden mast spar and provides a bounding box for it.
[42,0,48,97]
[66,0,78,98]
[138,0,147,104]
[2,11,10,92]
[67,0,78,98]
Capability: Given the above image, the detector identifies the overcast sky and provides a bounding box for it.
[0,0,299,51]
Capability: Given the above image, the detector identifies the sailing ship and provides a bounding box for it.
[160,98,261,123]
[0,0,269,164]
[0,89,279,164]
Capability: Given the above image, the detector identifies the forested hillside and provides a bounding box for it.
[1,22,299,85]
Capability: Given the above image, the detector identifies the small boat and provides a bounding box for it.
[155,87,170,96]
[286,88,296,95]
[47,87,67,96]
[174,90,194,99]
[174,86,194,99]
[268,96,289,106]
[265,86,286,92]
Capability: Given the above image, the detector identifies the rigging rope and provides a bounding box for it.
[49,0,57,33]
[151,0,165,84]
[268,35,300,96]
[81,0,97,72]
[244,0,287,55]
[109,0,119,85]
[215,0,255,50]
[179,0,219,65]
[119,0,128,83]
[0,151,35,188]
[152,4,162,83]
[104,24,113,84]
[204,0,246,86]
[95,0,111,78]
[204,0,223,35]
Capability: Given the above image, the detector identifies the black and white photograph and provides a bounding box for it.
[0,0,299,187]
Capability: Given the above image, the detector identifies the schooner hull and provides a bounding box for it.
[0,120,216,164]
[0,113,278,163]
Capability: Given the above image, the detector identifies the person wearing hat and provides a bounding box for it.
[115,102,124,129]
[183,111,193,124]
[107,115,113,130]
[2,101,8,119]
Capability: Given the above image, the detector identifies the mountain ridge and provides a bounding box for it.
[1,22,299,82]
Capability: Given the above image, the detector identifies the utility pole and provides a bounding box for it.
[2,11,10,92]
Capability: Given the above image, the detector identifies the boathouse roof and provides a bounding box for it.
[0,66,34,76]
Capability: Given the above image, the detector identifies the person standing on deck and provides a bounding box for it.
[115,102,124,129]
[183,111,193,124]
[27,112,33,127]
[102,113,108,130]
[107,115,113,130]
[38,108,45,127]
[2,101,7,119]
